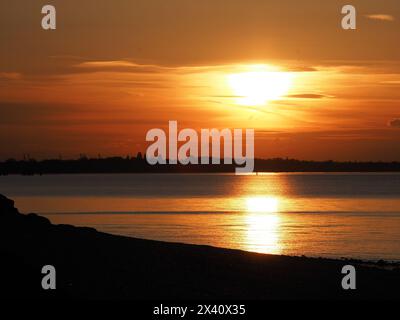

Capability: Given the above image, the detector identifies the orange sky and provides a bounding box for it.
[1,0,400,161]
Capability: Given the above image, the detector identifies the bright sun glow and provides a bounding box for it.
[246,197,279,213]
[228,68,293,106]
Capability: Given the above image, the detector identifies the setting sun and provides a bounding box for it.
[228,69,293,106]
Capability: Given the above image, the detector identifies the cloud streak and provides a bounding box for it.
[286,94,331,99]
[365,14,395,22]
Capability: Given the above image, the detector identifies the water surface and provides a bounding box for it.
[1,173,399,261]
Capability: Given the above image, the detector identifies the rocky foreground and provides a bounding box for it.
[0,193,399,300]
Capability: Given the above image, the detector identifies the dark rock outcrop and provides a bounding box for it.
[0,193,19,215]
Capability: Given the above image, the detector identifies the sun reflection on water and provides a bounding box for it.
[246,197,279,213]
[244,197,281,254]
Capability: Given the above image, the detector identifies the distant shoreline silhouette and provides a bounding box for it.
[1,154,400,175]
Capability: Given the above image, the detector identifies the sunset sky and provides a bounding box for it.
[1,0,400,161]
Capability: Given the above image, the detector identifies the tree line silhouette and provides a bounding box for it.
[1,153,400,175]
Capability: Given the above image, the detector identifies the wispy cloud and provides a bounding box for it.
[0,72,21,80]
[389,119,400,128]
[365,14,395,22]
[75,60,166,74]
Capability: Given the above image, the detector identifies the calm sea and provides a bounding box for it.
[1,173,400,261]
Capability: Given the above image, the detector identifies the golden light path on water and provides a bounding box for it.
[244,196,281,255]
